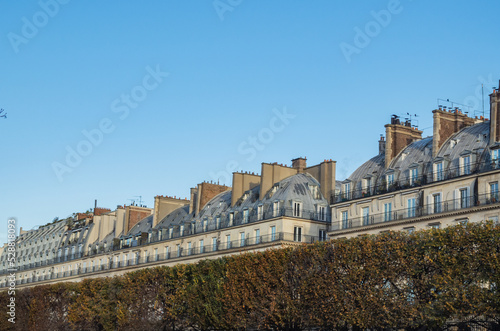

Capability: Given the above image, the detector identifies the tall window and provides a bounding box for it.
[255,229,260,244]
[410,168,418,185]
[154,248,158,261]
[362,207,370,226]
[294,227,302,242]
[216,217,221,229]
[460,188,469,209]
[462,155,471,175]
[433,194,442,213]
[187,242,192,255]
[341,211,348,229]
[200,239,204,253]
[243,209,249,223]
[435,162,443,181]
[490,182,499,202]
[270,226,276,241]
[386,174,394,189]
[293,202,301,217]
[384,203,392,222]
[492,149,500,168]
[343,182,351,199]
[318,206,326,221]
[257,205,263,220]
[229,213,234,225]
[176,244,181,257]
[165,246,170,259]
[407,198,416,218]
[203,219,208,232]
[226,235,231,249]
[273,201,280,217]
[319,229,327,241]
[363,177,371,193]
[240,233,245,247]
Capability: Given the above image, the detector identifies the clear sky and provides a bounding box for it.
[1,0,500,243]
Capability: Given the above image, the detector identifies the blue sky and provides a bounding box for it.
[1,0,499,243]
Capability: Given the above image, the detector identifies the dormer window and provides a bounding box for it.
[434,161,444,181]
[243,209,249,223]
[293,201,302,217]
[272,201,280,217]
[342,182,351,199]
[460,154,471,175]
[409,166,418,186]
[257,205,263,220]
[492,149,500,169]
[386,173,394,190]
[362,176,371,195]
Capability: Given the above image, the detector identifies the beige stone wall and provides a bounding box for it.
[305,160,336,201]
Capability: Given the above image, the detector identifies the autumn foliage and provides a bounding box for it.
[1,222,499,330]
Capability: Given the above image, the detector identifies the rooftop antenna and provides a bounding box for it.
[134,196,144,206]
[482,84,485,119]
[0,109,6,119]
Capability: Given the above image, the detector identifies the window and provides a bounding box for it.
[410,168,418,185]
[229,213,234,225]
[240,233,245,247]
[257,205,263,220]
[165,246,170,259]
[293,202,302,217]
[187,242,192,255]
[460,188,469,209]
[429,223,441,230]
[154,248,159,261]
[363,177,371,194]
[492,149,500,168]
[270,226,276,241]
[434,162,443,181]
[294,227,302,242]
[318,206,326,221]
[203,219,208,232]
[461,155,471,175]
[273,201,280,217]
[319,229,327,241]
[200,239,204,253]
[384,203,392,222]
[343,182,351,199]
[404,227,415,234]
[456,219,468,226]
[176,244,181,257]
[341,211,349,229]
[433,194,442,213]
[212,237,217,251]
[490,182,499,202]
[362,207,370,226]
[255,229,260,244]
[386,174,394,189]
[407,198,416,218]
[226,235,231,249]
[216,217,221,229]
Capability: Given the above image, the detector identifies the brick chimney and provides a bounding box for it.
[490,83,500,144]
[432,108,476,157]
[291,157,307,173]
[385,116,422,168]
[190,182,231,216]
